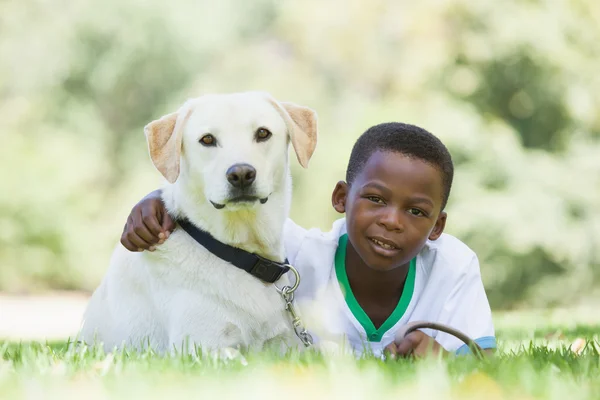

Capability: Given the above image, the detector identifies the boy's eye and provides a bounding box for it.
[366,196,384,204]
[408,208,426,217]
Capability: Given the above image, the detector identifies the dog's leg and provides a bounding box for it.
[81,277,167,354]
[79,282,115,350]
[212,347,248,365]
[167,299,248,363]
[167,332,248,365]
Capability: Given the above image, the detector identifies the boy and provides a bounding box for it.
[120,122,496,358]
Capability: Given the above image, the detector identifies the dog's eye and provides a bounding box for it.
[255,128,272,142]
[199,134,216,146]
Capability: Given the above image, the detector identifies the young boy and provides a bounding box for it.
[120,122,496,358]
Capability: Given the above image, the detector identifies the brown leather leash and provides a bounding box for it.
[394,320,485,359]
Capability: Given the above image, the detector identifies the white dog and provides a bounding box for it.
[79,91,318,356]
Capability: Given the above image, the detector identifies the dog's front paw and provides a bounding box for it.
[317,340,341,356]
[211,347,248,366]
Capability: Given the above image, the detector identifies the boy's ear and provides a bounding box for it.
[331,181,348,214]
[428,211,447,241]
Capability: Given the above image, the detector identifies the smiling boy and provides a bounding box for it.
[120,122,496,358]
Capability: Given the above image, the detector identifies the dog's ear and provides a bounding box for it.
[144,106,193,183]
[271,100,318,168]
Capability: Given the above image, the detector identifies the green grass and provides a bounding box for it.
[1,325,599,400]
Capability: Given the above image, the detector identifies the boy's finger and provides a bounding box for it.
[160,210,176,238]
[133,223,158,244]
[120,237,138,252]
[140,211,164,241]
[395,341,415,357]
[127,232,153,251]
[395,332,420,356]
[384,343,398,360]
[120,218,137,251]
[415,337,441,358]
[132,209,159,244]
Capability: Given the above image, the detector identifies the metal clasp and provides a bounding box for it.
[274,264,314,347]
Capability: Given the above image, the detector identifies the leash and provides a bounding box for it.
[176,218,314,347]
[272,265,314,347]
[394,320,485,359]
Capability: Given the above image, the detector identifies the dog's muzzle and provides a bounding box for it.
[210,196,269,210]
[210,163,269,209]
[226,163,256,190]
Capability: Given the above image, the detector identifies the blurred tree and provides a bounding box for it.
[456,47,572,152]
[1,0,599,310]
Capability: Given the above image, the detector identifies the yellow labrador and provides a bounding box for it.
[79,92,318,357]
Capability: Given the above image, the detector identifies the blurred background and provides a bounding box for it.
[1,0,599,338]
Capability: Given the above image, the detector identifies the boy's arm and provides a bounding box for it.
[385,330,447,359]
[430,253,496,355]
[385,330,495,359]
[121,195,306,256]
[120,189,176,252]
[387,253,496,359]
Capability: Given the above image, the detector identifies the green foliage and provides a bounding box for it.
[1,0,599,309]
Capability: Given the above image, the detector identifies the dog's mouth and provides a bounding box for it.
[210,195,269,210]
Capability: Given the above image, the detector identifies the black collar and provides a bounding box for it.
[177,218,290,284]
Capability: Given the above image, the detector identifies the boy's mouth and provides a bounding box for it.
[368,237,399,250]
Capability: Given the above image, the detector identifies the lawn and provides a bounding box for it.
[1,310,599,400]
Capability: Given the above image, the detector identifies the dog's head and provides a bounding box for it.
[143,92,317,210]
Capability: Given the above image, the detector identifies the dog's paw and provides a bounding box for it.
[317,340,341,356]
[313,339,356,359]
[212,347,248,366]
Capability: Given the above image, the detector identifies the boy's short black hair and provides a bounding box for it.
[346,122,454,210]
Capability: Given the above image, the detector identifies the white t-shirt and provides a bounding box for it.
[284,217,496,358]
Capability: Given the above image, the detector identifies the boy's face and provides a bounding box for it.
[332,151,447,272]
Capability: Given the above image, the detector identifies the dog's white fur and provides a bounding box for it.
[79,91,318,356]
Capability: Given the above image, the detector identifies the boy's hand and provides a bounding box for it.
[120,190,176,252]
[385,330,447,359]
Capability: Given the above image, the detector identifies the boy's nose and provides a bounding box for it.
[379,210,405,232]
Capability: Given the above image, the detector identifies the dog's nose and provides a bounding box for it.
[226,163,256,189]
